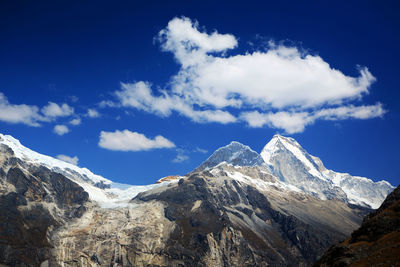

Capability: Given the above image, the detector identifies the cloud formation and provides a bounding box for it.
[53,125,69,135]
[98,129,175,151]
[111,17,385,133]
[56,154,79,165]
[172,149,189,163]
[41,102,74,118]
[240,103,385,134]
[69,117,81,125]
[0,92,44,126]
[0,92,77,127]
[87,108,100,118]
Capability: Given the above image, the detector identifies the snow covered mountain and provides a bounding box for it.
[1,132,392,209]
[193,134,393,209]
[194,141,265,172]
[260,134,393,209]
[0,132,394,266]
[0,133,175,207]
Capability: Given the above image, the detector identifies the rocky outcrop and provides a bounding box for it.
[314,185,400,267]
[0,144,89,266]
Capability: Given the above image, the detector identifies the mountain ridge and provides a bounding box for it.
[0,132,395,266]
[0,132,393,209]
[194,134,393,209]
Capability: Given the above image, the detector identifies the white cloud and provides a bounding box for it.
[0,92,44,126]
[69,117,81,125]
[42,102,74,118]
[172,154,189,163]
[56,154,79,165]
[98,129,175,151]
[112,17,385,133]
[99,100,118,108]
[241,111,314,134]
[315,103,386,120]
[116,81,236,124]
[53,124,69,135]
[172,148,189,163]
[158,16,238,67]
[194,147,208,154]
[0,92,78,128]
[241,103,386,134]
[87,108,100,118]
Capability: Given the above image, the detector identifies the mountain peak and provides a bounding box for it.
[194,141,265,172]
[260,134,394,208]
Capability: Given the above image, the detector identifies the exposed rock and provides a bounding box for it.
[155,175,182,184]
[314,185,400,267]
[0,147,89,266]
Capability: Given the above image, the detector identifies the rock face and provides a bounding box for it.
[49,165,368,266]
[314,185,400,267]
[0,133,394,266]
[0,144,89,266]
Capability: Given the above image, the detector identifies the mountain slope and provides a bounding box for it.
[0,134,175,207]
[0,142,89,266]
[314,185,400,267]
[0,133,394,266]
[51,165,369,266]
[261,135,393,208]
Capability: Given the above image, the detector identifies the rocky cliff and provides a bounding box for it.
[314,185,400,267]
[0,143,89,266]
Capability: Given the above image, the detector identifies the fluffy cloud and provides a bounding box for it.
[42,102,74,118]
[116,81,236,124]
[158,16,237,67]
[112,17,385,133]
[98,129,175,151]
[87,108,100,118]
[0,92,77,127]
[0,92,44,126]
[241,103,385,134]
[69,117,81,125]
[56,154,79,165]
[240,111,313,134]
[53,125,69,135]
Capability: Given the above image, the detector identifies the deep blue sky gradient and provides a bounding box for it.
[0,0,399,185]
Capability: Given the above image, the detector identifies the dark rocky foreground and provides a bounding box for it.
[314,185,400,267]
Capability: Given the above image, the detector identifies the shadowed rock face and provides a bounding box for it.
[0,147,89,266]
[314,185,400,267]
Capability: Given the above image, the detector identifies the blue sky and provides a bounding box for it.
[0,0,399,186]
